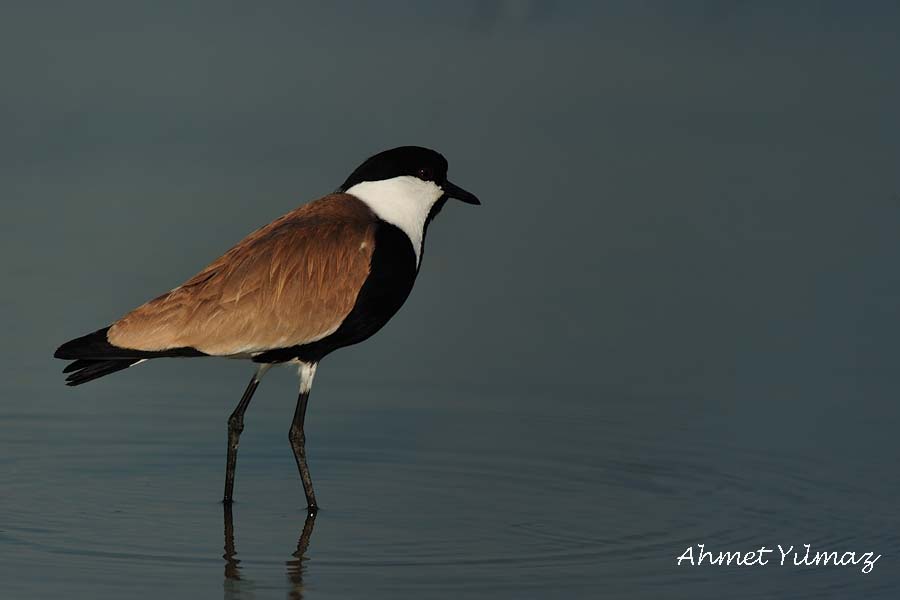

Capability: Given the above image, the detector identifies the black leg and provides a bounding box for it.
[289,362,318,510]
[224,366,268,504]
[289,389,318,510]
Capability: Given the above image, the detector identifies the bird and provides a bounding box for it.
[54,145,480,511]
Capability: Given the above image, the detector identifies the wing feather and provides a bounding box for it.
[107,194,376,356]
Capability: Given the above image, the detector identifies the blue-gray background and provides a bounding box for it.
[2,2,899,599]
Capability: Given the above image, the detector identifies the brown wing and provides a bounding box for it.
[107,194,377,356]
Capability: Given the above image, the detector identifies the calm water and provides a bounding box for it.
[2,367,898,598]
[3,3,900,598]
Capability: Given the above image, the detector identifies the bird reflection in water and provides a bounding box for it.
[223,504,317,599]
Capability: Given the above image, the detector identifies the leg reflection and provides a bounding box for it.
[222,504,318,599]
[286,510,318,599]
[223,503,242,582]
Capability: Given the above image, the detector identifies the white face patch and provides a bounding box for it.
[345,176,444,265]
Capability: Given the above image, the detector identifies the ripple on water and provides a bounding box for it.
[3,393,898,598]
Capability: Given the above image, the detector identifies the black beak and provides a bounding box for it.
[442,180,481,205]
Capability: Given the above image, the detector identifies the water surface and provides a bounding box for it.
[2,372,898,598]
[3,3,900,598]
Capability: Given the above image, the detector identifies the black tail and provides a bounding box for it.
[63,358,141,386]
[56,327,137,360]
[55,326,205,386]
[53,327,140,386]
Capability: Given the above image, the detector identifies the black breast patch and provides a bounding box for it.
[254,221,418,363]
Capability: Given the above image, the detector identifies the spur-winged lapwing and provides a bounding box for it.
[54,146,480,510]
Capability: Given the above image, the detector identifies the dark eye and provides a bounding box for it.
[416,167,434,181]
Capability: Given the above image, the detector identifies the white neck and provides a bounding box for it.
[345,176,444,265]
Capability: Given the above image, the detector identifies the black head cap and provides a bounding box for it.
[339,146,480,205]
